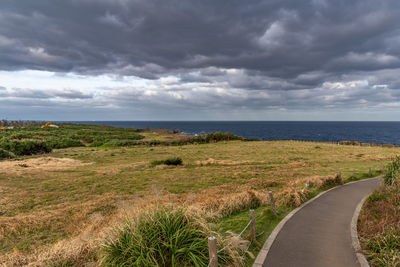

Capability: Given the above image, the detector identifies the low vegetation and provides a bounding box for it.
[359,157,400,266]
[0,123,145,158]
[0,123,397,266]
[103,208,236,266]
[0,122,243,159]
[383,156,400,185]
[150,157,183,167]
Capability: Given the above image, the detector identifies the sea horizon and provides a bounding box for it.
[54,121,400,145]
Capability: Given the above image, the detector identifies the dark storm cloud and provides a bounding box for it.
[1,0,400,79]
[2,0,400,120]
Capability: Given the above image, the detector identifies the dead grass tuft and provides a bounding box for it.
[277,174,343,207]
[276,186,310,207]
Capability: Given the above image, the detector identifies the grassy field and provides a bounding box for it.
[0,124,399,266]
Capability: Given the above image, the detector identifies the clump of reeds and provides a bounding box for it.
[102,207,239,266]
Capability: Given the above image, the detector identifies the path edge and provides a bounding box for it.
[252,177,380,267]
[350,195,372,267]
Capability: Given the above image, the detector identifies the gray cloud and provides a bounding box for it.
[0,87,93,99]
[1,0,400,77]
[1,0,400,120]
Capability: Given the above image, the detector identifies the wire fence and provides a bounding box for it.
[207,191,277,267]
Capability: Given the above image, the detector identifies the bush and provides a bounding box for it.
[205,132,243,142]
[384,156,400,185]
[103,140,141,147]
[0,140,52,156]
[0,149,12,160]
[151,157,183,167]
[47,138,84,149]
[164,157,183,165]
[103,208,232,266]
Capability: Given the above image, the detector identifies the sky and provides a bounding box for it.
[1,0,400,121]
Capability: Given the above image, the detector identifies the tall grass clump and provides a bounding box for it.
[102,208,234,266]
[383,156,400,185]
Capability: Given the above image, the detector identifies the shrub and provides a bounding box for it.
[103,140,141,147]
[0,148,12,160]
[383,156,400,185]
[0,140,52,156]
[151,157,183,167]
[205,132,243,142]
[102,208,233,266]
[164,157,183,165]
[47,138,84,149]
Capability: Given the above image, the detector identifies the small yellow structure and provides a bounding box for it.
[41,122,53,128]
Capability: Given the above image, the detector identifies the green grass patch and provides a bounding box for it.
[214,205,290,266]
[366,229,400,266]
[344,170,382,183]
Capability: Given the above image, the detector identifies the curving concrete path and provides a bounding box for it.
[254,177,381,267]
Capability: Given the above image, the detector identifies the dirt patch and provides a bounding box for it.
[0,157,91,175]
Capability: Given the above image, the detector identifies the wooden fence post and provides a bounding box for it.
[380,163,384,172]
[268,191,277,216]
[250,209,256,241]
[369,167,372,176]
[353,169,356,177]
[208,237,218,267]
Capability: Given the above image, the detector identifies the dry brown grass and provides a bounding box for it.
[194,158,264,166]
[0,175,342,266]
[276,174,343,207]
[359,185,400,239]
[0,157,90,175]
[0,140,398,266]
[358,184,400,266]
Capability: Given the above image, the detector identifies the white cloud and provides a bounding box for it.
[258,22,285,48]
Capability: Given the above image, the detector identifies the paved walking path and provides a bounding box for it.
[257,177,381,267]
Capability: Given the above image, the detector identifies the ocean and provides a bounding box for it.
[70,121,400,145]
